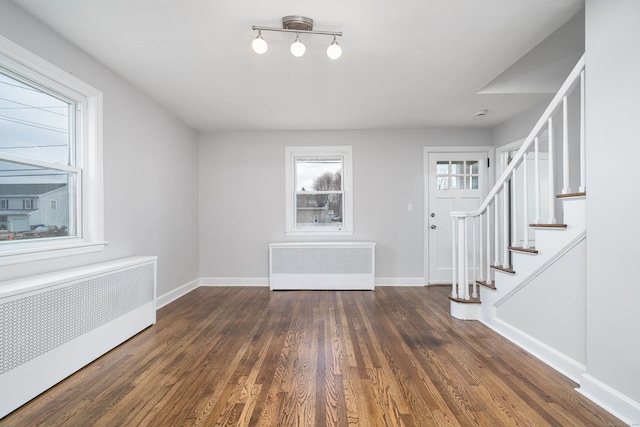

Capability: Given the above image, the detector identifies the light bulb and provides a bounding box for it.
[290,34,305,57]
[327,39,342,60]
[252,33,268,54]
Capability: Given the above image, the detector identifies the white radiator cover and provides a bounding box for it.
[0,256,157,419]
[269,242,375,290]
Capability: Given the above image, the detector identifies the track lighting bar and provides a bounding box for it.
[251,25,342,38]
[251,16,343,59]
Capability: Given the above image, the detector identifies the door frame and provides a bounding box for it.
[423,145,495,286]
[495,138,525,176]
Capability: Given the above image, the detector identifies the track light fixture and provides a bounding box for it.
[326,35,342,60]
[251,29,268,54]
[290,33,306,57]
[252,16,343,60]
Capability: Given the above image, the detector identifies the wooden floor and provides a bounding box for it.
[2,286,624,426]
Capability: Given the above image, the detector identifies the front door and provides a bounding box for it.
[427,152,488,284]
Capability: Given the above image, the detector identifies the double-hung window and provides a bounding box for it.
[285,146,353,235]
[0,36,104,265]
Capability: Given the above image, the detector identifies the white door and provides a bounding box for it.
[427,152,488,284]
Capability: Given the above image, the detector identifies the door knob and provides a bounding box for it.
[430,225,437,229]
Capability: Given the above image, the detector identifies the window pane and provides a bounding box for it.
[0,159,74,239]
[296,193,343,225]
[296,159,342,191]
[436,161,449,175]
[467,161,479,174]
[0,71,70,165]
[437,176,449,190]
[451,161,464,174]
[470,176,479,190]
[451,176,464,190]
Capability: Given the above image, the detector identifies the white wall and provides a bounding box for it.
[0,2,200,297]
[198,129,491,282]
[491,101,548,148]
[584,0,640,420]
[497,238,587,365]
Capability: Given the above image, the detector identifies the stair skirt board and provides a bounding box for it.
[494,231,586,307]
[480,317,586,384]
[467,233,589,389]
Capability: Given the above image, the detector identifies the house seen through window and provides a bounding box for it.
[286,146,353,235]
[296,158,343,227]
[0,69,74,240]
[0,35,104,265]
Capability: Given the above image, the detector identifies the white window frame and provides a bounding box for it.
[285,146,353,236]
[0,35,105,266]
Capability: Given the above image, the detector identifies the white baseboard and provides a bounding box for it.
[201,277,427,287]
[156,278,199,309]
[200,277,269,287]
[577,374,640,426]
[375,277,425,286]
[481,317,586,384]
[157,277,426,307]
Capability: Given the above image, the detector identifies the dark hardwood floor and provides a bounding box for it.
[1,286,624,426]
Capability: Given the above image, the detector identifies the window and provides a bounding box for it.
[0,35,105,265]
[436,160,479,190]
[285,146,353,235]
[0,199,7,209]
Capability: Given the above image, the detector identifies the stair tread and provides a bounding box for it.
[448,295,481,304]
[476,280,496,290]
[491,264,515,274]
[529,223,567,229]
[509,246,539,254]
[556,191,586,199]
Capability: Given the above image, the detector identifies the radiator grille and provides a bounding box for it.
[271,247,373,275]
[0,263,154,375]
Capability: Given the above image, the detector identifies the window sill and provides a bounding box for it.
[0,240,108,267]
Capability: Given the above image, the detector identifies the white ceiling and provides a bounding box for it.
[11,0,585,132]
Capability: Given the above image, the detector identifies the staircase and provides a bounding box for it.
[448,55,587,382]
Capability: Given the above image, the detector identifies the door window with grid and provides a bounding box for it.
[436,160,479,190]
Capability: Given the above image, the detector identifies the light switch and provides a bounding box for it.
[407,203,413,212]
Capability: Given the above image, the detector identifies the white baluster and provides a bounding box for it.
[511,168,518,247]
[494,194,500,266]
[472,216,479,298]
[477,214,484,283]
[452,216,458,299]
[502,182,509,268]
[547,117,557,224]
[562,96,571,194]
[580,70,586,193]
[522,153,530,249]
[534,136,541,224]
[486,206,492,285]
[458,216,468,300]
